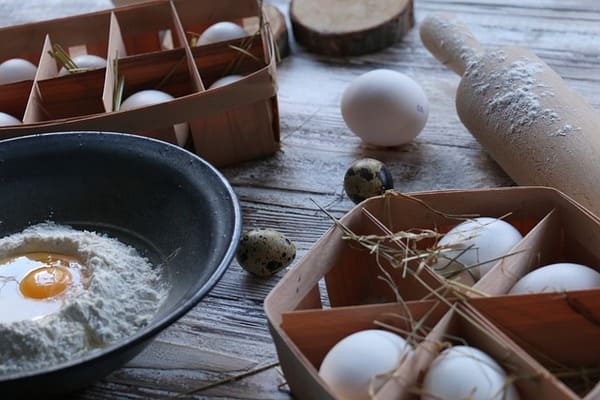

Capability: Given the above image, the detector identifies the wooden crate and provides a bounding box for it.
[0,0,279,167]
[265,186,600,399]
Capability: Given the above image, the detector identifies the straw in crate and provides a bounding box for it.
[265,186,600,399]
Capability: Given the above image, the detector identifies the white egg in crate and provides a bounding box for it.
[422,345,520,400]
[341,69,429,147]
[120,89,189,146]
[509,262,600,294]
[195,21,247,46]
[430,217,523,284]
[208,74,244,89]
[0,112,22,126]
[58,54,107,77]
[0,58,37,85]
[319,329,413,400]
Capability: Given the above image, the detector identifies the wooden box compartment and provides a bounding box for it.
[0,81,31,124]
[117,48,194,101]
[114,48,196,145]
[475,203,600,296]
[403,305,585,400]
[470,291,600,398]
[265,186,600,399]
[0,0,279,167]
[113,1,183,55]
[0,12,110,68]
[279,301,451,399]
[36,68,107,121]
[174,0,260,47]
[188,31,279,166]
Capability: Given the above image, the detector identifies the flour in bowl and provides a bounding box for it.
[0,223,168,375]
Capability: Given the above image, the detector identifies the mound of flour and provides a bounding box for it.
[0,223,168,375]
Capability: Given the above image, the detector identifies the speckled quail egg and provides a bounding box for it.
[344,158,394,204]
[236,229,296,277]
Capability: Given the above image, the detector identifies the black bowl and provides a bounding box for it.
[0,132,241,397]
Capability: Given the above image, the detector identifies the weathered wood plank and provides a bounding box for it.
[1,0,599,399]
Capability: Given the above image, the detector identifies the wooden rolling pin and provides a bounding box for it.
[420,13,600,216]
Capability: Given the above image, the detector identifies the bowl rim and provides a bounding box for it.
[0,131,242,382]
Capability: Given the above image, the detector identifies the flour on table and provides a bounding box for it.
[0,223,168,375]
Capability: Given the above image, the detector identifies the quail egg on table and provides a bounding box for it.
[344,158,394,204]
[0,58,37,85]
[236,229,296,277]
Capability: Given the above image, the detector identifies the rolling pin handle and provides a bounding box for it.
[420,13,484,76]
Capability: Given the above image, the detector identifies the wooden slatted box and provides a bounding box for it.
[265,186,600,399]
[0,0,279,167]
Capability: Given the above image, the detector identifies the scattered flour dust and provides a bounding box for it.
[0,222,168,375]
[464,50,580,137]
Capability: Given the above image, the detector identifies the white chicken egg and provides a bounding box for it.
[0,58,37,85]
[341,69,429,147]
[195,22,247,46]
[0,112,22,126]
[422,345,520,400]
[208,74,244,89]
[430,217,523,284]
[509,262,600,294]
[319,329,413,400]
[120,89,189,146]
[58,54,107,76]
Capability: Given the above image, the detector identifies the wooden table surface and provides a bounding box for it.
[1,0,599,399]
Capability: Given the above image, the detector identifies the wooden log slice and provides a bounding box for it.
[290,0,414,56]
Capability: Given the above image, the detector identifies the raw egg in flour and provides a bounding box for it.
[0,252,85,323]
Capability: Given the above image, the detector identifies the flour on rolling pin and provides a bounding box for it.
[290,0,414,56]
[467,51,578,136]
[421,13,600,215]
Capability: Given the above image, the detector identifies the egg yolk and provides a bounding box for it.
[19,265,72,299]
[0,252,85,322]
